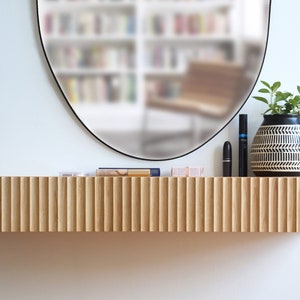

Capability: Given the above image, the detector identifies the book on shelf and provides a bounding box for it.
[43,10,136,36]
[96,168,161,177]
[60,75,135,104]
[145,10,229,36]
[171,167,204,177]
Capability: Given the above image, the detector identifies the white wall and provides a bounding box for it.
[1,1,300,299]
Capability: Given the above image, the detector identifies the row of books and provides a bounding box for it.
[145,45,228,69]
[146,79,182,100]
[43,11,135,35]
[47,45,135,69]
[59,75,136,104]
[144,11,229,35]
[94,167,204,177]
[61,167,205,178]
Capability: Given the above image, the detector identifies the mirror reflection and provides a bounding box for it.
[37,0,270,159]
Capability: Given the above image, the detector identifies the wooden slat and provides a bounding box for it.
[168,177,177,232]
[67,177,76,232]
[20,177,29,232]
[259,178,269,233]
[29,177,39,232]
[113,177,122,232]
[177,177,186,232]
[241,177,250,232]
[223,177,232,232]
[122,177,131,232]
[195,177,204,232]
[278,178,287,232]
[150,177,159,232]
[85,177,95,232]
[11,177,20,232]
[1,177,11,232]
[104,177,113,232]
[268,177,278,232]
[39,177,48,232]
[131,177,140,232]
[186,177,195,232]
[0,176,300,233]
[232,177,241,232]
[49,177,58,232]
[95,177,104,232]
[141,177,150,232]
[159,177,168,232]
[250,177,259,232]
[204,178,213,232]
[213,177,222,232]
[58,177,67,232]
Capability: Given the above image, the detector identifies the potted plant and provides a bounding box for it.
[250,80,300,176]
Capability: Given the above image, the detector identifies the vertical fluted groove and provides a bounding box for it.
[168,177,177,232]
[39,177,48,232]
[159,177,168,232]
[278,178,287,232]
[141,177,150,232]
[11,177,20,232]
[113,177,122,232]
[131,177,140,232]
[20,177,29,232]
[195,177,204,232]
[250,177,259,232]
[232,177,241,232]
[67,177,76,232]
[95,176,104,232]
[186,177,195,232]
[58,177,67,232]
[85,177,95,232]
[241,178,250,232]
[204,178,213,232]
[296,178,300,232]
[30,177,39,232]
[1,177,300,232]
[104,177,113,232]
[287,178,296,232]
[48,177,58,232]
[76,177,85,232]
[122,177,131,232]
[223,177,232,232]
[259,178,269,232]
[150,178,159,232]
[1,177,11,232]
[213,177,222,232]
[177,177,186,232]
[268,178,278,232]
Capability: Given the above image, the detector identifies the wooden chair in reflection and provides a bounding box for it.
[141,61,246,154]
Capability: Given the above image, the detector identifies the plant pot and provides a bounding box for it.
[250,114,300,176]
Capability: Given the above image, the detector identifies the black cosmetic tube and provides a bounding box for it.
[223,141,232,177]
[239,114,248,177]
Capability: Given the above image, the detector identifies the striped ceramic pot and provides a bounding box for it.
[250,114,300,176]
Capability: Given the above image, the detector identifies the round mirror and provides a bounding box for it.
[37,0,270,160]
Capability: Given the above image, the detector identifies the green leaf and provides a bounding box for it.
[260,80,271,89]
[290,95,300,107]
[258,88,270,93]
[297,85,300,94]
[264,108,272,114]
[275,92,291,102]
[271,81,281,92]
[253,96,268,104]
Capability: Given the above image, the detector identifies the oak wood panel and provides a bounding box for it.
[0,177,299,232]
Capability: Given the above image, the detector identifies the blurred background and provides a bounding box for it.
[38,0,269,159]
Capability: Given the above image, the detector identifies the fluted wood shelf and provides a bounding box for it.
[0,176,299,232]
